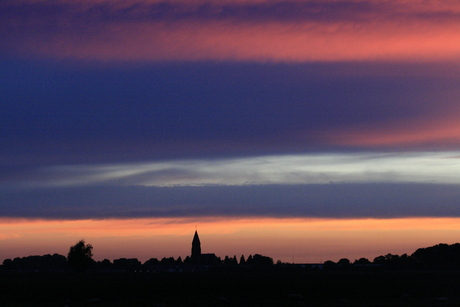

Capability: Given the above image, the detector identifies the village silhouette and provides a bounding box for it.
[1,231,460,306]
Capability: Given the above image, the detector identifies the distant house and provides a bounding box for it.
[191,231,220,265]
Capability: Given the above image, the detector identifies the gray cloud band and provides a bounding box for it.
[1,183,459,219]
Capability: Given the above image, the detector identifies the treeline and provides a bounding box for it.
[0,252,274,273]
[2,242,460,273]
[1,254,68,272]
[319,243,460,271]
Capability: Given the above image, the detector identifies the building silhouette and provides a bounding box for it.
[190,230,220,265]
[191,230,201,260]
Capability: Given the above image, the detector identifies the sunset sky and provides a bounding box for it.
[1,0,460,263]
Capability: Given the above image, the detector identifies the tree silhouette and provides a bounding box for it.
[223,255,238,266]
[113,258,141,272]
[2,254,68,272]
[337,258,350,266]
[160,257,177,265]
[323,260,336,270]
[412,243,460,269]
[247,254,273,266]
[67,240,93,272]
[354,258,371,265]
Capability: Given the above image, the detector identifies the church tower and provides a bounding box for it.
[191,230,201,260]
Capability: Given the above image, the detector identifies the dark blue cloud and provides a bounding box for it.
[1,60,457,166]
[1,183,460,219]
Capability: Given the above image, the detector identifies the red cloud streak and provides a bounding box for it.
[1,0,460,62]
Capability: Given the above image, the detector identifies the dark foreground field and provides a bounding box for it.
[0,269,459,306]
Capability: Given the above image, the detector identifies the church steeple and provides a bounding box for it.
[191,230,201,259]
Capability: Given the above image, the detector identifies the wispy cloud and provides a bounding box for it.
[321,98,460,148]
[5,152,460,188]
[2,152,460,219]
[2,0,460,61]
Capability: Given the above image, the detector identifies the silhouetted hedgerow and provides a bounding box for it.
[3,242,460,273]
[1,254,68,272]
[411,243,460,269]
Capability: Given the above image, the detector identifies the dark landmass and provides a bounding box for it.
[1,243,460,306]
[1,270,460,306]
[3,242,460,273]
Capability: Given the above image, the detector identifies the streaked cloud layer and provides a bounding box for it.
[7,152,460,188]
[1,0,460,224]
[4,150,460,219]
[2,0,460,62]
[3,183,460,219]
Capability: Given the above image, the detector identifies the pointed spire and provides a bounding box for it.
[192,230,200,245]
[191,230,201,259]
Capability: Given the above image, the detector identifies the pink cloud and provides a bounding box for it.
[2,0,460,62]
[322,114,460,149]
